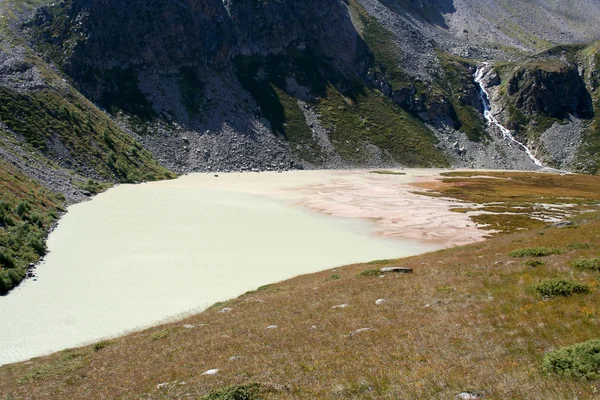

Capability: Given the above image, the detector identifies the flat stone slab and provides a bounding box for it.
[380,267,413,273]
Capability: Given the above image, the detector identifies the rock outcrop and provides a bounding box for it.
[508,62,593,119]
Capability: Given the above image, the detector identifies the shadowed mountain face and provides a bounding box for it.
[35,0,359,72]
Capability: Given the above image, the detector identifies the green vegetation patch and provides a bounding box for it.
[543,339,600,380]
[151,327,180,341]
[438,53,487,142]
[568,243,592,250]
[509,247,561,258]
[0,160,63,294]
[233,54,325,164]
[20,351,84,383]
[91,341,112,352]
[571,258,600,272]
[370,170,406,175]
[202,383,264,400]
[357,269,381,277]
[532,279,589,297]
[0,87,173,183]
[524,260,545,268]
[319,86,448,166]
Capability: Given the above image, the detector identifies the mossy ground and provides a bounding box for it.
[1,172,600,398]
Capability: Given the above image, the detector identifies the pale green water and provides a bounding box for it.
[0,174,439,365]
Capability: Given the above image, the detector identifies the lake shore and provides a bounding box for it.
[1,169,476,365]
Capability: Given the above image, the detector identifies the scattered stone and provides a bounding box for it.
[218,307,233,313]
[183,324,195,329]
[424,304,430,308]
[380,267,413,273]
[375,299,386,305]
[202,369,219,376]
[157,382,169,389]
[214,175,219,178]
[266,325,278,329]
[456,392,482,399]
[332,304,349,309]
[552,220,573,228]
[229,356,242,361]
[349,328,372,337]
[310,325,317,330]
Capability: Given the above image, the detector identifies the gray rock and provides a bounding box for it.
[456,392,482,399]
[552,220,573,227]
[349,328,372,337]
[380,267,413,273]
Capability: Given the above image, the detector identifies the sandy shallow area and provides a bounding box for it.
[171,169,487,246]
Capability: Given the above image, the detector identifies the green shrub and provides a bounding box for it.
[92,341,111,352]
[0,200,12,226]
[0,275,8,294]
[6,268,26,285]
[0,250,15,269]
[524,260,545,268]
[27,233,46,256]
[533,279,589,297]
[571,258,600,272]
[357,269,381,277]
[326,274,341,281]
[151,327,179,340]
[15,201,30,218]
[568,243,592,250]
[543,339,600,380]
[202,383,262,400]
[28,212,44,229]
[509,247,561,257]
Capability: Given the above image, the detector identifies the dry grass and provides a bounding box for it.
[1,173,600,399]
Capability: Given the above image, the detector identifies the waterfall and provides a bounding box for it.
[473,63,544,168]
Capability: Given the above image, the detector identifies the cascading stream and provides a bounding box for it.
[474,63,544,168]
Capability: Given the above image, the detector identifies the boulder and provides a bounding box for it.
[380,267,413,273]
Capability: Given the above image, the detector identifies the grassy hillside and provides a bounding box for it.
[0,86,174,183]
[2,172,600,399]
